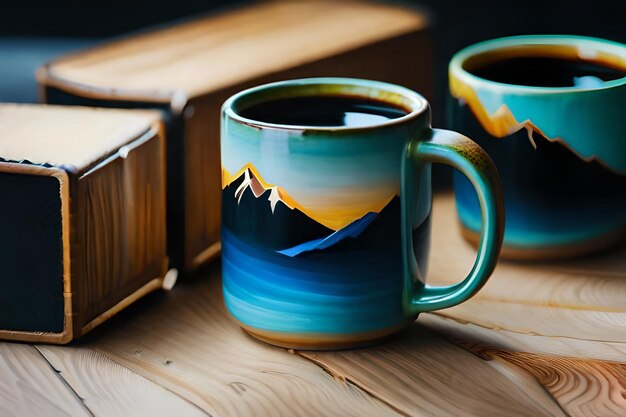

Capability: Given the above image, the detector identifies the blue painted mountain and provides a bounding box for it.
[278,196,402,257]
[278,212,378,257]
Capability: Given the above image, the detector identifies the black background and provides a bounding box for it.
[1,0,623,41]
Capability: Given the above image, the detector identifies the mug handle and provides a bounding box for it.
[401,128,505,314]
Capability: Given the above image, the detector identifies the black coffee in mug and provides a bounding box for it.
[468,56,626,88]
[239,96,409,127]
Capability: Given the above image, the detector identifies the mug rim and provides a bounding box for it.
[222,77,429,132]
[449,35,626,94]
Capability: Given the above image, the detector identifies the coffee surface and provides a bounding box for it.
[469,56,626,88]
[239,96,408,127]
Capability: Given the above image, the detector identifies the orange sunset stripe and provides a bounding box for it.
[222,163,397,230]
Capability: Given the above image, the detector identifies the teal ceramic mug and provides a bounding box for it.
[221,78,504,349]
[450,36,626,259]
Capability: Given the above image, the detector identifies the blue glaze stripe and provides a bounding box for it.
[222,230,404,334]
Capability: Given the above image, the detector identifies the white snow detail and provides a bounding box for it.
[268,187,281,213]
[234,168,286,213]
[234,168,252,203]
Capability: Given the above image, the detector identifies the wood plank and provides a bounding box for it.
[0,103,160,172]
[495,352,626,417]
[438,299,626,343]
[36,346,207,417]
[81,266,400,417]
[0,343,89,417]
[300,323,566,417]
[459,346,626,417]
[422,313,626,363]
[42,1,427,99]
[423,314,626,416]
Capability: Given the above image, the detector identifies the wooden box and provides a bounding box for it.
[0,104,168,344]
[37,0,432,273]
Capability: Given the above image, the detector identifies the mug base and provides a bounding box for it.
[460,223,626,261]
[238,320,415,351]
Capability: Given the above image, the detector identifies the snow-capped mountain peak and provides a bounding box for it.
[234,168,287,213]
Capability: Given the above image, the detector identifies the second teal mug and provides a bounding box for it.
[449,36,626,259]
[221,78,505,349]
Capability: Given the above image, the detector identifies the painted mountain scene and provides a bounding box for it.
[222,165,335,251]
[222,164,407,257]
[221,164,430,336]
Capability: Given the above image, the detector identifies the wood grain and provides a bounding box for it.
[41,1,427,99]
[183,94,225,270]
[463,347,626,417]
[0,343,89,417]
[423,315,626,415]
[36,346,207,417]
[438,299,626,343]
[422,313,626,363]
[82,266,400,417]
[499,353,626,417]
[74,126,167,331]
[300,323,566,417]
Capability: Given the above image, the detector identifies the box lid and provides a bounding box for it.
[0,104,160,173]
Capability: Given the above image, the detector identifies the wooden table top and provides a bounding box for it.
[2,193,625,417]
